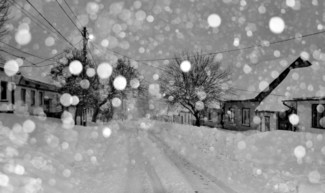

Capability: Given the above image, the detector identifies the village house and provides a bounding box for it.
[223,56,313,131]
[0,64,62,117]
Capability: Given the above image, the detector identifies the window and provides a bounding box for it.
[0,81,8,100]
[312,104,325,129]
[31,90,36,106]
[242,108,250,126]
[39,92,43,105]
[228,108,235,123]
[21,88,26,103]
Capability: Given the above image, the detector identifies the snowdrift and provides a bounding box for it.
[146,120,325,193]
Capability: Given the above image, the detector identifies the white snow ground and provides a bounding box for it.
[0,114,325,193]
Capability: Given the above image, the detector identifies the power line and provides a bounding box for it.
[20,62,55,68]
[33,51,67,65]
[18,40,84,68]
[62,0,82,28]
[8,0,60,41]
[0,40,50,60]
[25,0,76,48]
[136,29,325,62]
[89,42,168,72]
[55,0,82,34]
[0,49,27,59]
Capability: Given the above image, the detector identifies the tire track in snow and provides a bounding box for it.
[136,134,166,193]
[124,127,166,193]
[125,133,146,193]
[149,132,238,193]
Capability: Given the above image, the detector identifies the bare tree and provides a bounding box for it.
[0,0,9,39]
[160,51,233,126]
[51,51,146,122]
[91,58,147,122]
[0,0,10,62]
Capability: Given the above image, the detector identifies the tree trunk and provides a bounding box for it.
[194,112,201,127]
[92,107,100,122]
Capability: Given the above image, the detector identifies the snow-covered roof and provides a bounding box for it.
[255,95,289,112]
[255,58,325,111]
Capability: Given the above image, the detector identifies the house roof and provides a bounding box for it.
[255,95,289,112]
[283,97,325,102]
[227,55,324,112]
[227,56,297,101]
[255,58,325,111]
[18,75,58,92]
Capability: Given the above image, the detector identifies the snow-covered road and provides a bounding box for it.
[118,123,238,193]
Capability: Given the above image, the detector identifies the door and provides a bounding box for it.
[265,116,270,131]
[11,90,15,105]
[44,99,51,112]
[277,110,293,130]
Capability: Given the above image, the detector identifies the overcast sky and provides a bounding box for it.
[3,0,325,98]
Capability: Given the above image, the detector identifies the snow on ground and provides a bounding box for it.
[147,120,325,193]
[0,114,325,193]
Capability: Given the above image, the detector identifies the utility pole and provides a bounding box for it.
[82,27,88,64]
[81,26,88,126]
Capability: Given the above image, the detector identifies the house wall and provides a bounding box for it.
[0,70,61,116]
[296,101,325,133]
[15,86,61,115]
[256,111,278,131]
[0,70,14,112]
[179,111,195,125]
[201,109,223,128]
[223,101,260,131]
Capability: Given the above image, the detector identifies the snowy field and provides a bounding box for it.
[0,113,324,193]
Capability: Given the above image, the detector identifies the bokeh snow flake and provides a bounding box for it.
[22,119,36,133]
[71,95,79,106]
[308,170,321,183]
[102,127,112,138]
[61,111,75,129]
[112,97,122,107]
[0,173,9,187]
[243,64,252,74]
[86,68,96,77]
[97,63,113,79]
[4,60,19,77]
[45,36,55,47]
[253,116,261,124]
[207,14,222,28]
[60,93,72,107]
[269,17,285,34]
[289,114,299,125]
[180,60,191,72]
[80,79,90,89]
[195,101,204,111]
[15,27,32,45]
[294,145,306,159]
[130,78,140,89]
[237,141,246,150]
[113,75,127,90]
[69,60,83,75]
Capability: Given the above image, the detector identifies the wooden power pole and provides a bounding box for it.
[82,27,88,126]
